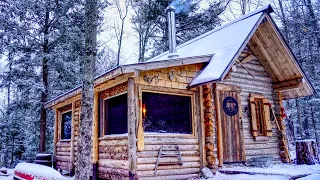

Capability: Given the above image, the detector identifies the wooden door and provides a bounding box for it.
[218,90,245,163]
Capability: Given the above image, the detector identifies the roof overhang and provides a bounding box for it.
[45,55,211,108]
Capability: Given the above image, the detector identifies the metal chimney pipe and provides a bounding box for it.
[166,6,179,58]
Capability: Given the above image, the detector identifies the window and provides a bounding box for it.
[142,92,192,134]
[249,94,272,137]
[61,111,72,139]
[104,94,127,135]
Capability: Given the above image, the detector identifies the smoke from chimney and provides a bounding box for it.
[166,6,179,58]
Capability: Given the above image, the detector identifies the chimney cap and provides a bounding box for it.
[165,5,176,12]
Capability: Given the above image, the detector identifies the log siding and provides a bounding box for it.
[218,48,281,162]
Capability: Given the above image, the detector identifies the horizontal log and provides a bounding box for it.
[272,78,302,89]
[245,143,279,150]
[56,156,70,162]
[98,139,128,146]
[137,167,200,177]
[56,161,70,169]
[56,151,71,156]
[99,153,128,160]
[56,147,71,152]
[98,167,129,176]
[137,151,200,158]
[98,159,129,169]
[98,145,128,153]
[137,156,200,164]
[143,145,199,151]
[226,74,272,88]
[144,137,198,145]
[99,174,129,180]
[57,141,71,147]
[246,148,280,156]
[139,174,199,180]
[137,161,200,171]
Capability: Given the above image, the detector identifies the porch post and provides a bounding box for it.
[213,85,223,167]
[69,102,75,175]
[92,92,99,180]
[202,84,217,169]
[128,78,137,179]
[53,108,59,169]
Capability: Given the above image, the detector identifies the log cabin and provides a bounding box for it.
[45,5,315,180]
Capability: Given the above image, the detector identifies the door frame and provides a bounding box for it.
[214,83,246,166]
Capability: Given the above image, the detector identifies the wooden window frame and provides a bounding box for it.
[249,94,272,138]
[141,88,195,136]
[102,92,128,136]
[60,110,72,140]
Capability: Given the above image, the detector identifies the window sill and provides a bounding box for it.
[144,133,195,138]
[59,139,71,142]
[254,136,270,141]
[98,134,128,140]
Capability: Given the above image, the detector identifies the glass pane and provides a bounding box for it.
[105,94,128,135]
[62,111,72,139]
[142,92,192,134]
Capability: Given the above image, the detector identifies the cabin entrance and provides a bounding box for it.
[217,88,245,163]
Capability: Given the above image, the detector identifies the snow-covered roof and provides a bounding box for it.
[148,5,273,86]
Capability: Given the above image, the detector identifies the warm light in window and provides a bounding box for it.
[142,103,146,119]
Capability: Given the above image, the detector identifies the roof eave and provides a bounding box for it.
[45,55,212,108]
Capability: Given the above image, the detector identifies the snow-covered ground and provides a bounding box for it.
[1,164,319,180]
[219,164,320,177]
[213,164,320,180]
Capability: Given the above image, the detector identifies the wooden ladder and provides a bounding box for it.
[154,145,183,174]
[271,107,292,163]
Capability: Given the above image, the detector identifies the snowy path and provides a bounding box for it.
[214,164,320,180]
[1,164,319,180]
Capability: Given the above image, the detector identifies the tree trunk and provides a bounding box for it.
[39,5,50,153]
[311,106,320,160]
[296,140,318,165]
[296,99,305,139]
[304,0,320,47]
[277,0,289,41]
[74,0,97,179]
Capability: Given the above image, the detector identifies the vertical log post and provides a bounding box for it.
[69,102,76,175]
[53,109,59,169]
[198,86,206,168]
[214,86,223,167]
[92,92,99,180]
[202,84,217,170]
[128,78,137,179]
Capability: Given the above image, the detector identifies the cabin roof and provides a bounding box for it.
[45,4,315,108]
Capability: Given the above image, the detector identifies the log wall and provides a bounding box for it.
[137,135,200,180]
[218,47,281,162]
[136,64,203,180]
[55,104,72,171]
[98,137,129,180]
[55,100,81,171]
[56,141,71,170]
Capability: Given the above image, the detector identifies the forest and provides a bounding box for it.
[0,0,319,170]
